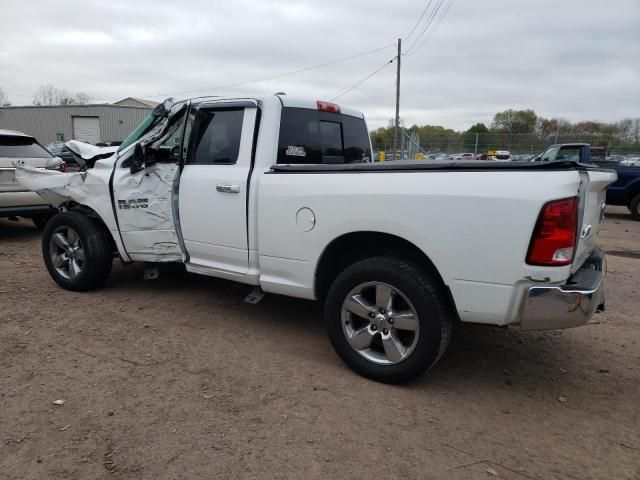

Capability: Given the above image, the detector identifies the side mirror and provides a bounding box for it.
[130,143,145,174]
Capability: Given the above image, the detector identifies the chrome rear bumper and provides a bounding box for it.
[520,248,606,331]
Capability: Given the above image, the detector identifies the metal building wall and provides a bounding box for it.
[0,105,151,144]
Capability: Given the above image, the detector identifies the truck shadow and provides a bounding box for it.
[0,218,40,241]
[605,212,633,221]
[422,324,571,388]
[105,261,584,390]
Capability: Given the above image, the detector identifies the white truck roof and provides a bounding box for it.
[184,95,364,119]
[278,95,364,119]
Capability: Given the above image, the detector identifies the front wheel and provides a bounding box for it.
[630,193,640,221]
[325,256,453,384]
[42,211,114,291]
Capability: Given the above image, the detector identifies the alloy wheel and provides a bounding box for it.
[341,281,420,365]
[49,226,85,280]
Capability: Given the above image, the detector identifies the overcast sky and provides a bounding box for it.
[0,0,638,130]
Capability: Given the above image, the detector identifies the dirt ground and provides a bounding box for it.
[1,206,638,480]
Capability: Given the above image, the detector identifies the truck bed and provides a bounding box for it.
[270,160,614,173]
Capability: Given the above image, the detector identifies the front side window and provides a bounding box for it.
[0,137,52,158]
[277,107,371,164]
[190,109,244,165]
[540,146,559,162]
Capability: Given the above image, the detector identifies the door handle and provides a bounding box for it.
[216,184,240,193]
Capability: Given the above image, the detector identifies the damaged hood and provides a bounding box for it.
[66,140,118,161]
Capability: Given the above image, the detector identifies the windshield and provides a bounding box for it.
[118,98,174,152]
[0,137,52,158]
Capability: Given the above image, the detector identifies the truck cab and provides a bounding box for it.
[535,143,591,163]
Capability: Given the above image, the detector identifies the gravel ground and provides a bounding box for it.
[1,206,639,480]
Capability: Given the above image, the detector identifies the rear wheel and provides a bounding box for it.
[325,256,453,384]
[630,193,640,221]
[42,212,113,291]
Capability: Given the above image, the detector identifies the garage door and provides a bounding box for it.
[72,116,101,144]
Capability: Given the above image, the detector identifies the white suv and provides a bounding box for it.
[0,129,66,228]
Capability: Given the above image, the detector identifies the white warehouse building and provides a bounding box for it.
[0,98,156,145]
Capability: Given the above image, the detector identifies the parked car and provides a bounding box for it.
[605,162,640,220]
[606,155,626,164]
[535,143,640,221]
[490,150,511,161]
[46,142,81,170]
[1,129,65,228]
[17,96,616,383]
[511,154,535,162]
[620,157,640,167]
[450,153,474,160]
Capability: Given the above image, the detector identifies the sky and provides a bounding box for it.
[0,0,638,130]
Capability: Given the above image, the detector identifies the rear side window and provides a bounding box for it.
[277,107,371,164]
[190,109,244,165]
[0,137,52,158]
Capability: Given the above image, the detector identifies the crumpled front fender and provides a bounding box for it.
[15,164,121,252]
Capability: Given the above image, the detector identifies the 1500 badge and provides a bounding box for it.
[118,198,149,209]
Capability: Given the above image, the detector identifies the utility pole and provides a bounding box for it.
[392,38,401,161]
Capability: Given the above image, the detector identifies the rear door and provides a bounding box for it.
[178,101,258,275]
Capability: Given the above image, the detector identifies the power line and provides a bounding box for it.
[4,1,452,106]
[145,44,396,98]
[403,0,445,55]
[329,58,395,102]
[402,0,434,42]
[3,45,396,103]
[406,0,453,56]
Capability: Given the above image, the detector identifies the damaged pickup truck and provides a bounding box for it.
[17,95,617,383]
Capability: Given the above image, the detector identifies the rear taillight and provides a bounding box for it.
[526,197,578,266]
[47,161,66,172]
[317,100,340,113]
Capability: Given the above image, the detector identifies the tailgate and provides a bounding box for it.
[572,169,618,273]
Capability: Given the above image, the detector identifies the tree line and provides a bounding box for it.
[0,84,93,107]
[371,109,640,147]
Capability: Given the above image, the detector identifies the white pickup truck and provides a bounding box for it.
[18,95,617,383]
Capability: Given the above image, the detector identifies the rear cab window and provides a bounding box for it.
[277,107,371,165]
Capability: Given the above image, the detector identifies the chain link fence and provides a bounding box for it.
[374,132,640,159]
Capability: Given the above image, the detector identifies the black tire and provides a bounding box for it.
[42,211,113,291]
[630,193,640,221]
[31,214,53,230]
[325,256,453,384]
